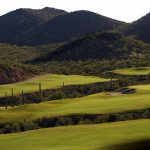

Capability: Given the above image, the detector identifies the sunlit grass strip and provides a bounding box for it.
[113,67,150,75]
[0,120,150,150]
[0,74,110,97]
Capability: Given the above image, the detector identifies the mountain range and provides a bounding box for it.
[0,7,149,46]
[12,10,125,46]
[0,7,125,46]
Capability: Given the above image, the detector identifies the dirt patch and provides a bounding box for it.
[106,92,123,96]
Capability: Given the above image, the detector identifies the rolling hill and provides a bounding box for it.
[123,12,150,43]
[14,10,125,46]
[34,32,150,62]
[0,7,67,43]
[0,84,150,123]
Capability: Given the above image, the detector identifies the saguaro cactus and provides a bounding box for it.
[11,88,14,107]
[22,90,24,104]
[38,83,42,103]
[5,92,8,110]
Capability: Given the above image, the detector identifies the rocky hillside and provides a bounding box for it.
[0,63,37,84]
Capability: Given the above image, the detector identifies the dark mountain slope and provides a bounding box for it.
[34,32,150,62]
[0,42,63,63]
[15,10,125,46]
[123,12,150,43]
[0,7,67,43]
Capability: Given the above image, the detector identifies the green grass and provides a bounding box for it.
[0,84,150,123]
[0,74,110,97]
[0,119,150,150]
[113,67,150,75]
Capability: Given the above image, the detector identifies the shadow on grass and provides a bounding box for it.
[102,139,150,150]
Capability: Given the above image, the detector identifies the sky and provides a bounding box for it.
[0,0,149,22]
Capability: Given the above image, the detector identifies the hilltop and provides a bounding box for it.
[13,10,125,46]
[122,12,150,43]
[0,7,67,43]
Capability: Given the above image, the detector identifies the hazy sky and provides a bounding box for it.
[0,0,149,22]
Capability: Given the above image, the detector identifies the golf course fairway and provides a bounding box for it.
[0,84,150,123]
[0,74,110,97]
[0,119,150,150]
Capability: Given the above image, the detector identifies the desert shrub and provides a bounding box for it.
[49,91,65,100]
[69,91,81,98]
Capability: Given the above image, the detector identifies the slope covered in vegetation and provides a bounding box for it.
[14,11,125,46]
[123,13,150,43]
[0,43,62,63]
[0,7,67,43]
[34,32,150,61]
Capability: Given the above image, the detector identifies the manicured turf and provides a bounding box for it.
[0,119,150,150]
[0,84,150,123]
[0,74,110,97]
[113,67,150,75]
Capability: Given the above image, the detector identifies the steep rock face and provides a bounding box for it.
[14,10,125,46]
[0,64,36,84]
[0,7,67,43]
